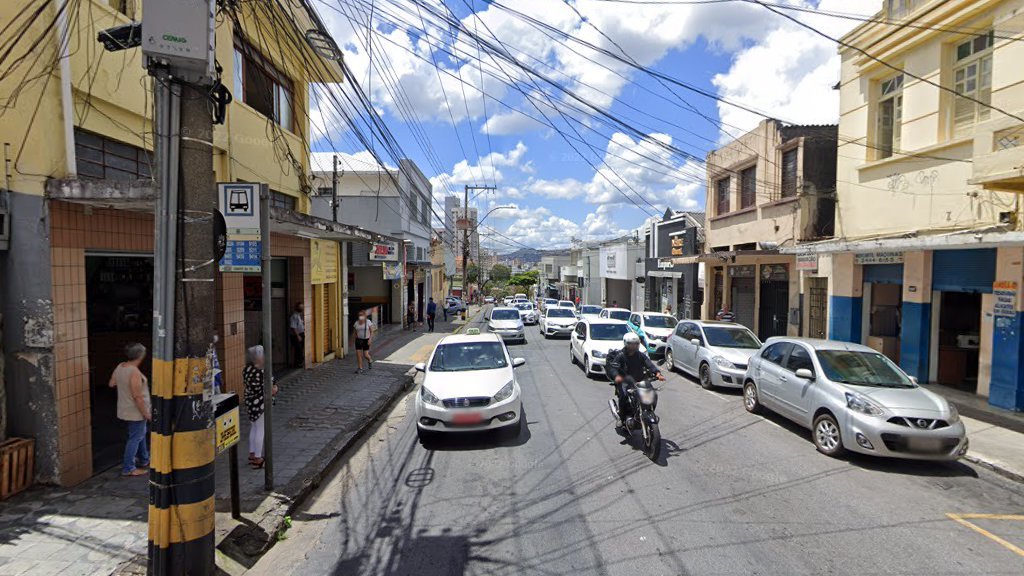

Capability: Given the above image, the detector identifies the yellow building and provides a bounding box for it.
[787,0,1024,411]
[0,0,377,485]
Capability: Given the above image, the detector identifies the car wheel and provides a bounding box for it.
[813,413,846,457]
[664,349,676,373]
[583,355,591,377]
[570,346,578,365]
[743,381,761,414]
[699,363,715,390]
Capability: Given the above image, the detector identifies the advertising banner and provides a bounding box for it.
[311,239,339,284]
[600,245,629,280]
[383,262,402,280]
[369,241,399,261]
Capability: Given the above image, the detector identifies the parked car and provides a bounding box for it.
[579,305,603,320]
[598,307,631,322]
[445,297,466,313]
[540,298,559,313]
[626,312,677,358]
[666,320,761,389]
[503,296,514,306]
[514,302,538,325]
[484,296,496,304]
[539,307,578,338]
[557,300,576,310]
[743,338,968,460]
[487,307,526,343]
[570,319,631,377]
[414,333,525,442]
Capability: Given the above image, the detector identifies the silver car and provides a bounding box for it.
[514,302,538,325]
[666,320,761,389]
[487,307,526,343]
[743,338,968,461]
[540,307,577,338]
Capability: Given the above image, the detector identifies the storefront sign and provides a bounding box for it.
[729,265,756,278]
[369,241,399,261]
[796,254,819,271]
[213,393,240,455]
[383,262,402,280]
[993,281,1018,318]
[854,251,903,265]
[600,245,629,280]
[657,258,674,269]
[311,239,338,284]
[218,183,262,272]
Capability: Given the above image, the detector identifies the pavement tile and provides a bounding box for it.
[0,559,39,576]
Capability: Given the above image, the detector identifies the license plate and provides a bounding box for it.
[452,412,482,425]
[908,437,943,453]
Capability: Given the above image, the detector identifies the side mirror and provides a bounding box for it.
[909,376,919,385]
[414,362,426,373]
[795,368,815,380]
[690,338,701,347]
[512,357,526,368]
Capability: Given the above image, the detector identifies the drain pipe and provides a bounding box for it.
[57,0,76,177]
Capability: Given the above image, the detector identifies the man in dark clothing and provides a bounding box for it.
[426,298,437,332]
[606,332,664,424]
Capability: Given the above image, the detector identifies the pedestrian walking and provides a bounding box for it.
[243,345,276,469]
[442,299,448,321]
[108,343,151,478]
[353,310,376,374]
[664,304,673,316]
[407,303,417,331]
[716,305,735,322]
[426,297,437,332]
[289,302,305,368]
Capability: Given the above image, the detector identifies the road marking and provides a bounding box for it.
[946,513,1024,557]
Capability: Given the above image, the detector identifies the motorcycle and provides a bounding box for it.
[607,366,662,462]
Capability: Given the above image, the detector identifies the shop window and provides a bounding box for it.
[740,166,756,209]
[952,31,994,138]
[75,129,153,181]
[876,74,903,159]
[780,148,798,198]
[234,37,294,131]
[271,190,296,211]
[715,177,730,215]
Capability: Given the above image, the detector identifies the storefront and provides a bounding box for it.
[859,253,905,363]
[929,249,995,393]
[729,265,756,329]
[310,239,340,363]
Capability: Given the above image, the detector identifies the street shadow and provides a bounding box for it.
[421,410,533,452]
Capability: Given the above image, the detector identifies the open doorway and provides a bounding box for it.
[866,283,902,362]
[934,292,981,392]
[243,258,290,373]
[85,254,153,473]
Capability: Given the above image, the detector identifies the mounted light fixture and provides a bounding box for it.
[305,29,343,61]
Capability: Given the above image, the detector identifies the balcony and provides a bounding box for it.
[969,117,1024,193]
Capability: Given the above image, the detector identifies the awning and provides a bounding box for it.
[270,207,395,243]
[780,227,1024,255]
[648,271,683,278]
[670,255,701,265]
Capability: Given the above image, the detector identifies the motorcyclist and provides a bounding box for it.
[607,332,664,425]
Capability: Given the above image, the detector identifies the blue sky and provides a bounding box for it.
[309,0,880,251]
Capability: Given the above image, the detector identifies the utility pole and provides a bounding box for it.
[461,185,495,303]
[332,154,339,223]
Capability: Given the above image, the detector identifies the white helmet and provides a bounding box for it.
[623,332,641,352]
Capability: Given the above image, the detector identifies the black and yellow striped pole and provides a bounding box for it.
[148,75,217,574]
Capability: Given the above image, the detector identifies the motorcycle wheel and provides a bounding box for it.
[642,419,661,462]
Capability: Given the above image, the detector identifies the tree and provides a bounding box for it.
[509,270,539,288]
[466,263,479,284]
[489,264,511,284]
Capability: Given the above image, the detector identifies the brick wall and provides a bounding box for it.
[216,273,245,395]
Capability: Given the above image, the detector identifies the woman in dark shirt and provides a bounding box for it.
[243,345,276,468]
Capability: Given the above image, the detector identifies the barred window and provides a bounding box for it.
[271,191,296,211]
[715,177,730,215]
[75,129,153,181]
[780,148,798,198]
[740,166,756,209]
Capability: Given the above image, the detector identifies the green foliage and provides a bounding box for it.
[466,264,479,284]
[508,269,539,288]
[489,264,511,283]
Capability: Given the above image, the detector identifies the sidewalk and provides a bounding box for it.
[0,311,480,576]
[924,383,1024,483]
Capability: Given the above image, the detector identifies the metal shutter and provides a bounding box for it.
[863,264,903,285]
[731,277,756,330]
[932,249,996,293]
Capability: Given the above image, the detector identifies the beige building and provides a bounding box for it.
[703,119,837,340]
[786,0,1024,411]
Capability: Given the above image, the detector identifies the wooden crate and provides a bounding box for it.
[0,437,35,500]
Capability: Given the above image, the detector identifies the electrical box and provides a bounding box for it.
[141,0,216,85]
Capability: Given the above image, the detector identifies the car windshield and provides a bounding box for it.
[815,350,915,388]
[590,323,629,341]
[643,315,677,329]
[703,327,761,349]
[515,303,533,310]
[547,308,576,318]
[608,310,631,321]
[491,309,520,321]
[545,299,558,305]
[430,342,508,372]
[581,306,602,314]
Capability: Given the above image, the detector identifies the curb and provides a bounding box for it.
[453,307,485,334]
[964,453,1024,486]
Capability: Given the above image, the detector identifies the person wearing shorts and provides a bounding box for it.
[353,310,375,374]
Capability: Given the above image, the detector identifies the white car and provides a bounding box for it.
[540,298,558,313]
[414,334,525,441]
[570,319,631,377]
[598,307,632,322]
[487,307,526,343]
[557,300,576,310]
[514,302,538,325]
[540,307,578,338]
[503,296,514,306]
[666,320,762,389]
[579,305,603,320]
[627,312,678,358]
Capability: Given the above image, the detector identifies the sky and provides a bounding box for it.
[307,0,881,252]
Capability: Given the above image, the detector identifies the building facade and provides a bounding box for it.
[702,119,838,341]
[786,0,1024,411]
[646,210,705,319]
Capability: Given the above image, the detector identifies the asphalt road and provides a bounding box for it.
[254,310,1024,575]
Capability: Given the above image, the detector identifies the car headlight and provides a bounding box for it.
[421,387,442,406]
[592,350,607,359]
[493,380,515,402]
[711,355,734,369]
[845,392,885,417]
[947,403,960,424]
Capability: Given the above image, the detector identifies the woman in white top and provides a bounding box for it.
[108,343,151,477]
[353,310,376,374]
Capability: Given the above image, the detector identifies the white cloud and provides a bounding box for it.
[309,151,394,172]
[429,142,532,195]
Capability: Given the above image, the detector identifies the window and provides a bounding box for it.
[740,166,756,209]
[704,327,760,349]
[421,195,430,227]
[317,186,332,196]
[410,195,419,222]
[780,148,798,198]
[429,341,508,372]
[761,342,792,365]
[953,31,994,138]
[590,323,629,341]
[786,346,814,374]
[715,177,730,215]
[270,191,296,211]
[629,314,641,325]
[234,37,294,131]
[75,129,153,181]
[877,74,903,159]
